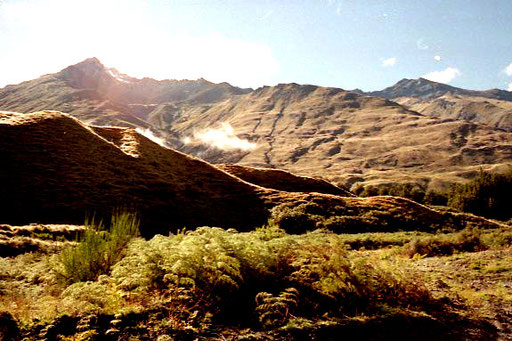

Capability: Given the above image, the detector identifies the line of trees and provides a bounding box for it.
[354,168,512,221]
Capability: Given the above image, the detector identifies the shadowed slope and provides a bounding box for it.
[219,164,353,196]
[0,111,503,236]
[0,111,270,235]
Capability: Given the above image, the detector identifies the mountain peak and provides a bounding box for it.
[58,57,108,89]
[68,57,105,72]
[367,77,462,100]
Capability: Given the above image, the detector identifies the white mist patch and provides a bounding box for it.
[135,128,167,147]
[189,123,256,151]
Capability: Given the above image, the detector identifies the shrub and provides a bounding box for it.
[402,229,486,258]
[54,211,139,284]
[269,203,320,233]
[355,183,426,203]
[255,288,299,328]
[111,228,436,327]
[423,190,449,206]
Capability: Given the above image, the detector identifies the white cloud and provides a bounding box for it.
[434,55,442,62]
[0,0,279,88]
[505,62,512,76]
[416,39,429,50]
[382,57,397,67]
[422,67,461,84]
[135,128,167,147]
[187,123,256,151]
[508,83,512,92]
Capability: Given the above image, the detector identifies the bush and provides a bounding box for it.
[255,288,299,328]
[403,229,486,258]
[355,183,426,203]
[54,211,139,284]
[111,228,435,327]
[269,203,320,233]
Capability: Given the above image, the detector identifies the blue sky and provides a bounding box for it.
[1,0,512,90]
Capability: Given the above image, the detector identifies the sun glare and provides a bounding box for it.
[0,0,279,88]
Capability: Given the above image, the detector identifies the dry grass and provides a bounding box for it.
[218,164,353,196]
[2,111,504,237]
[2,61,512,192]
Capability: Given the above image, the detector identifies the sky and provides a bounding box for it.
[1,0,512,91]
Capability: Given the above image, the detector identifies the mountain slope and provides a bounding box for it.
[2,111,499,236]
[171,83,512,190]
[1,60,512,191]
[0,58,251,128]
[367,78,512,102]
[367,78,512,131]
[0,111,270,235]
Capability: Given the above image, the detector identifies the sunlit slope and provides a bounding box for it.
[173,83,512,189]
[368,78,512,131]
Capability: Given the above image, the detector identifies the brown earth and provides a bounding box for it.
[0,111,502,236]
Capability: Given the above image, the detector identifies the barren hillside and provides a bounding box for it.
[367,78,512,131]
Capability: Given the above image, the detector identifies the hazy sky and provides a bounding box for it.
[1,0,512,91]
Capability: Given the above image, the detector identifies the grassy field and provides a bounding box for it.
[1,213,511,340]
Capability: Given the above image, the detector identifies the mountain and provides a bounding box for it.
[367,78,512,102]
[367,78,512,131]
[172,83,512,190]
[1,59,512,191]
[0,58,251,128]
[3,111,494,235]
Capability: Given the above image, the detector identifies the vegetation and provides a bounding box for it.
[402,229,486,258]
[54,211,139,284]
[354,168,512,221]
[1,217,512,339]
[354,183,427,204]
[447,168,512,221]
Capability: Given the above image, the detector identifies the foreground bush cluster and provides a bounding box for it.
[1,223,446,338]
[102,227,433,328]
[3,210,511,339]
